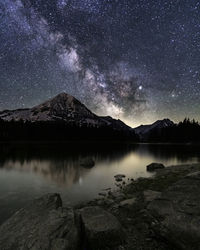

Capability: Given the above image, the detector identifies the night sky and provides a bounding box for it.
[0,0,200,127]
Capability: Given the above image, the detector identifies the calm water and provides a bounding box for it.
[0,142,200,224]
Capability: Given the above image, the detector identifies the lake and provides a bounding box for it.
[0,142,199,225]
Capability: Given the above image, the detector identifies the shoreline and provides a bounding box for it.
[0,162,200,249]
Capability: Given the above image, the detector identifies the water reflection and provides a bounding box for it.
[0,143,136,187]
[136,144,200,163]
[0,142,199,225]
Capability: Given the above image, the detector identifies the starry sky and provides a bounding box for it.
[0,0,200,127]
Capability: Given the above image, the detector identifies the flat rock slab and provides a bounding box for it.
[0,193,79,250]
[147,171,200,249]
[79,206,125,249]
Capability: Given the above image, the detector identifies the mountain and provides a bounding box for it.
[0,93,137,141]
[0,93,98,122]
[0,92,132,130]
[134,119,174,141]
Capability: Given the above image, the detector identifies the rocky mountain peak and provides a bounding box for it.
[34,92,81,110]
[50,92,78,104]
[31,92,94,120]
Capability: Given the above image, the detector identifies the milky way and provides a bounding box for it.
[0,0,200,126]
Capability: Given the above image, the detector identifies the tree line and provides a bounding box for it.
[0,118,200,143]
[148,118,200,143]
[0,119,138,142]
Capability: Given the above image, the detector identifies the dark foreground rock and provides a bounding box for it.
[79,206,125,249]
[146,162,165,171]
[147,171,200,250]
[0,194,125,250]
[0,193,79,250]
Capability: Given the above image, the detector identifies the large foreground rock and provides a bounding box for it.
[79,206,125,249]
[147,171,200,249]
[0,193,79,250]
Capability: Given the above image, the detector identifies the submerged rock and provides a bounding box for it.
[0,193,79,250]
[98,192,107,197]
[148,171,200,249]
[114,174,126,183]
[146,162,165,172]
[114,174,126,179]
[79,206,125,249]
[80,157,95,168]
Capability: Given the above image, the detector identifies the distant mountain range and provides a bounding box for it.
[135,118,200,143]
[134,119,175,141]
[0,93,137,141]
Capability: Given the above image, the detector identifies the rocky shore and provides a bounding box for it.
[1,163,200,249]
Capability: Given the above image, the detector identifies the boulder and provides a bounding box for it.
[0,193,79,250]
[79,206,125,249]
[147,171,200,249]
[146,163,165,172]
[80,157,95,168]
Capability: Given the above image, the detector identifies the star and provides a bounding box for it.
[138,86,143,90]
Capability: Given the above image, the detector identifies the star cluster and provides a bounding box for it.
[0,0,200,126]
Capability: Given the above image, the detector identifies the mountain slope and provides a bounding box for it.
[134,119,174,141]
